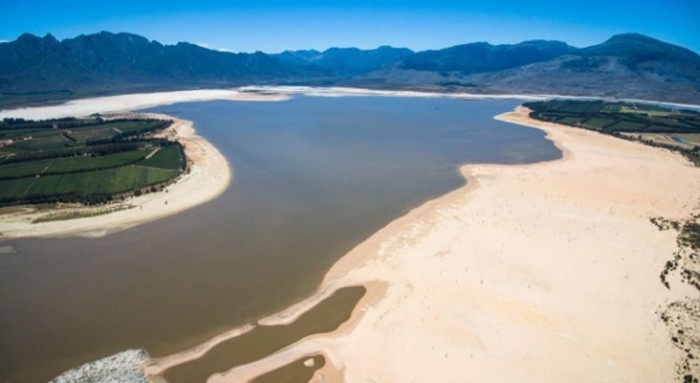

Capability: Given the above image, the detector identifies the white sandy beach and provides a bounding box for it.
[0,89,287,239]
[154,106,700,383]
[0,89,289,120]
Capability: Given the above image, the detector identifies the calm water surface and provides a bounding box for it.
[0,97,560,382]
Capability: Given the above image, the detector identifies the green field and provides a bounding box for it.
[0,149,152,180]
[525,99,700,165]
[0,117,185,206]
[138,146,184,169]
[583,117,617,130]
[525,100,700,134]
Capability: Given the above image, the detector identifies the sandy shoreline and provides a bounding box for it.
[148,105,700,382]
[0,89,287,239]
[0,89,290,120]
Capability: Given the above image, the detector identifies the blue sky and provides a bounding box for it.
[1,0,698,53]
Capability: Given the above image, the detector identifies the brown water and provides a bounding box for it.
[164,286,364,382]
[0,97,560,382]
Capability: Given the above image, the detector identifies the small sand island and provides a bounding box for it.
[0,89,288,239]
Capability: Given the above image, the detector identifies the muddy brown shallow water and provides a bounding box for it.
[164,286,365,382]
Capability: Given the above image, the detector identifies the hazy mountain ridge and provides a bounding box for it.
[275,46,414,77]
[1,31,699,105]
[395,40,578,74]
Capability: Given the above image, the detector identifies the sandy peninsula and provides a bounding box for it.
[150,106,699,382]
[0,89,288,239]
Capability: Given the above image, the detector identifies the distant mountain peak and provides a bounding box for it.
[605,33,662,43]
[581,32,699,68]
[588,32,696,55]
[274,45,414,77]
[17,32,41,41]
[398,39,577,74]
[14,32,60,47]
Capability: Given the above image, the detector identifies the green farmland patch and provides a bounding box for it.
[0,116,184,206]
[0,149,151,180]
[583,118,617,130]
[526,99,700,135]
[138,146,184,169]
[524,99,700,166]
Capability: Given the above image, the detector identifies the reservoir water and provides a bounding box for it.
[0,97,560,382]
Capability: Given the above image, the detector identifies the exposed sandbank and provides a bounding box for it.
[0,90,287,239]
[241,85,549,101]
[241,85,700,110]
[150,106,699,382]
[0,89,289,120]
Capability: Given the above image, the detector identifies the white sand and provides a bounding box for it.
[240,85,549,101]
[0,90,286,239]
[196,106,699,382]
[0,89,289,120]
[240,86,700,110]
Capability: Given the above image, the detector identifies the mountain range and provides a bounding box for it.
[1,31,699,105]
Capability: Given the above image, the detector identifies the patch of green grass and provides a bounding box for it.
[0,128,59,140]
[67,127,119,141]
[137,146,184,169]
[18,165,178,199]
[0,178,35,200]
[583,117,617,130]
[6,134,73,151]
[0,149,150,180]
[607,120,648,131]
[48,149,150,174]
[558,117,587,125]
[0,116,181,206]
[102,165,179,193]
[619,105,673,117]
[0,161,51,180]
